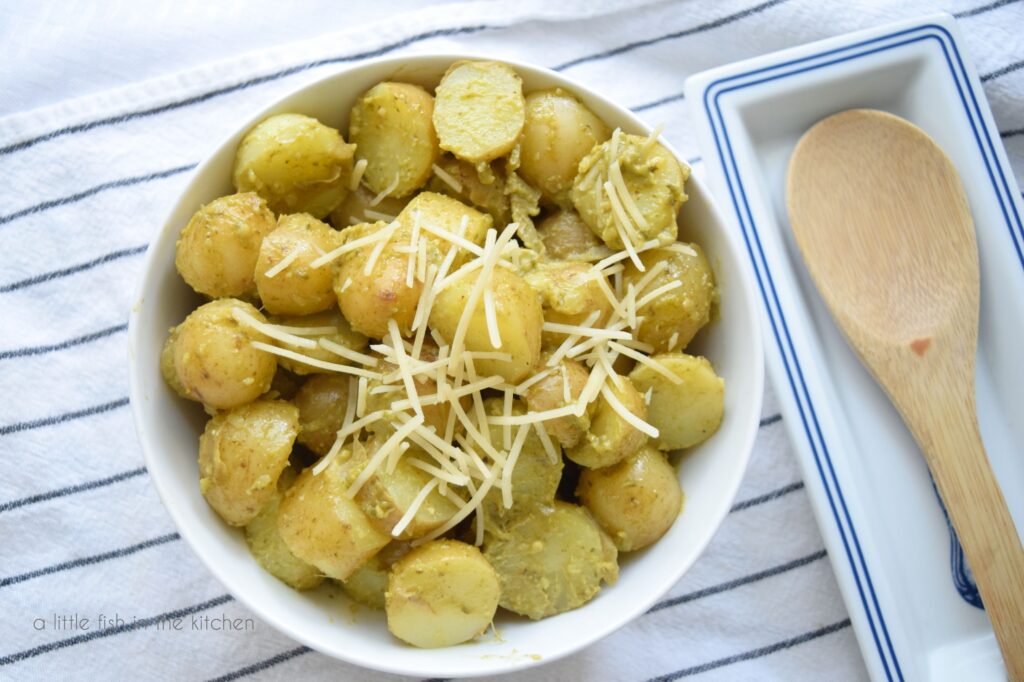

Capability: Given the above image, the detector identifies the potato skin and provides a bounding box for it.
[577,445,683,551]
[255,213,341,316]
[398,191,491,258]
[567,377,648,469]
[386,539,500,648]
[524,261,612,348]
[245,469,324,590]
[433,61,525,163]
[571,133,688,249]
[293,374,349,457]
[277,448,390,580]
[623,244,715,352]
[343,541,412,609]
[233,113,356,218]
[629,353,724,450]
[519,89,609,206]
[537,210,608,262]
[350,82,438,198]
[523,357,590,448]
[174,298,277,409]
[483,501,617,620]
[160,324,190,399]
[335,221,424,339]
[430,266,543,383]
[269,309,368,376]
[198,400,299,526]
[175,192,277,299]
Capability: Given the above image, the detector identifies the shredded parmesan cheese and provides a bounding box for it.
[600,383,659,438]
[251,341,380,378]
[350,158,368,190]
[432,163,463,193]
[263,244,303,279]
[369,171,400,206]
[483,289,502,349]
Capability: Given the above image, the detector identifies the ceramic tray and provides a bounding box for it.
[685,13,1024,681]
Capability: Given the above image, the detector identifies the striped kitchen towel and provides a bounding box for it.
[1,0,1021,680]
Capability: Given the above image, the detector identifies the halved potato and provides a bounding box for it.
[622,244,716,353]
[482,501,617,620]
[628,353,724,450]
[245,468,323,590]
[198,400,299,526]
[277,447,390,580]
[433,61,525,163]
[386,539,500,648]
[566,376,648,469]
[233,113,356,218]
[349,82,439,198]
[577,444,683,551]
[429,266,543,383]
[346,436,459,540]
[519,89,609,205]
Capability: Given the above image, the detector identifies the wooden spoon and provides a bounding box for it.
[787,109,1024,679]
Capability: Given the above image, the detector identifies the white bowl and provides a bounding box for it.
[127,53,764,678]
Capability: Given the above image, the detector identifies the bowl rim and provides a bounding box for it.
[127,51,765,677]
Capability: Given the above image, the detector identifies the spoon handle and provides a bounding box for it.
[905,389,1024,680]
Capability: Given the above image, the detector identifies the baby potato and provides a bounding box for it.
[567,377,648,469]
[571,132,689,249]
[198,400,299,526]
[269,309,368,376]
[174,298,277,409]
[364,359,450,439]
[335,221,424,338]
[523,261,613,348]
[343,541,412,609]
[519,89,610,205]
[277,447,390,580]
[623,244,716,352]
[255,213,341,316]
[345,437,458,540]
[427,155,511,226]
[523,357,591,448]
[175,192,277,299]
[245,468,324,590]
[386,539,500,648]
[266,367,302,401]
[481,397,563,524]
[350,82,439,198]
[398,191,491,259]
[233,113,356,218]
[160,325,190,399]
[293,374,349,457]
[577,445,683,551]
[329,184,408,228]
[430,266,543,383]
[629,353,724,450]
[483,501,617,620]
[433,61,525,163]
[537,210,609,262]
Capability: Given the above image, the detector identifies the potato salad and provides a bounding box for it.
[161,60,725,649]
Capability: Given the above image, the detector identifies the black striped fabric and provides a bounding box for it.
[1,0,1021,679]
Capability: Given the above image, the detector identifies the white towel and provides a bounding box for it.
[1,1,1021,680]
